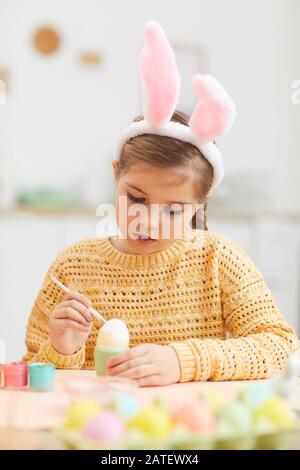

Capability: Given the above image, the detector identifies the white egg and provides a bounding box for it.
[97,319,129,349]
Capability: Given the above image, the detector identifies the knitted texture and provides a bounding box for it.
[23,229,299,382]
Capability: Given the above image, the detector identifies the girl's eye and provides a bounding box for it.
[127,192,146,203]
[127,194,182,215]
[162,205,183,216]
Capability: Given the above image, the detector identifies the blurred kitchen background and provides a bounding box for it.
[0,0,300,361]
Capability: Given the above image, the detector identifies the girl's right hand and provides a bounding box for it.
[49,290,93,356]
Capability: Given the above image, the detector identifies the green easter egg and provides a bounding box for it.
[217,400,252,437]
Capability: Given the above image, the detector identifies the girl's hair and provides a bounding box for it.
[116,110,213,230]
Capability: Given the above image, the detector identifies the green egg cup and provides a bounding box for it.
[94,345,128,376]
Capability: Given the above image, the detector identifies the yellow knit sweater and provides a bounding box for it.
[23,229,299,382]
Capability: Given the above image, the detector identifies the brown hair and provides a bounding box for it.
[116,110,213,230]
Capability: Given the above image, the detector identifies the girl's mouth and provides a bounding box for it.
[132,233,157,244]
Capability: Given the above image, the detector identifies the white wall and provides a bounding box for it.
[0,0,300,208]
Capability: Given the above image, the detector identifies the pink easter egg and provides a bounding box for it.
[172,400,216,434]
[82,410,125,442]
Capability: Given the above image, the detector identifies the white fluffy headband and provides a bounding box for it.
[114,21,237,192]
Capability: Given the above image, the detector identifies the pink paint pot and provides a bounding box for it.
[4,361,28,389]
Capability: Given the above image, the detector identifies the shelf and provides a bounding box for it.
[0,205,300,221]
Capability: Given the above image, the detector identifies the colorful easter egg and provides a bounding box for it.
[237,382,275,409]
[217,400,253,436]
[113,394,140,421]
[64,399,100,430]
[254,397,297,430]
[82,410,125,442]
[171,400,216,434]
[199,391,224,413]
[128,404,172,439]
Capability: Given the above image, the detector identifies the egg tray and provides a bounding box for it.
[57,424,298,451]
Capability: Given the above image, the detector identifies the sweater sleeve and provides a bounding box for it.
[170,235,299,382]
[22,251,86,369]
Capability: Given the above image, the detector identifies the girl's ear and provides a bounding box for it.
[112,160,119,178]
[189,74,236,142]
[112,160,119,170]
[139,21,181,128]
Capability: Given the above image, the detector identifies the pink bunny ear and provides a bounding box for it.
[189,74,236,142]
[139,21,181,128]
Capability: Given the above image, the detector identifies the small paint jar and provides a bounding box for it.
[4,361,28,389]
[29,363,56,392]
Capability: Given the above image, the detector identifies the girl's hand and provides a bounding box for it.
[106,344,181,386]
[49,290,93,355]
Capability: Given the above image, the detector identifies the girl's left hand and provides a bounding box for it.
[106,344,181,386]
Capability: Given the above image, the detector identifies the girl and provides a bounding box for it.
[23,22,298,386]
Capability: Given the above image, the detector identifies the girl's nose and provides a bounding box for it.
[139,206,160,236]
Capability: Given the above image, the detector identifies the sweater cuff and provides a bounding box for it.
[40,340,86,369]
[170,341,196,382]
[169,340,211,383]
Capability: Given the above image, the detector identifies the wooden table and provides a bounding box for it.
[1,370,300,450]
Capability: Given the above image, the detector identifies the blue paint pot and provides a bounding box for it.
[29,363,56,392]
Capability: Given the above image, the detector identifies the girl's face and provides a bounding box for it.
[112,161,200,254]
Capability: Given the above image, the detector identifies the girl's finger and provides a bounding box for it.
[135,374,161,387]
[59,299,93,322]
[54,306,91,326]
[107,355,151,375]
[52,318,91,333]
[65,290,92,308]
[107,345,149,368]
[115,364,157,380]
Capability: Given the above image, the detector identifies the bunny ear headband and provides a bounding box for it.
[114,21,237,192]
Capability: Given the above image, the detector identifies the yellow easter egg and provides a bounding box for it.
[254,397,296,430]
[128,405,172,439]
[201,391,224,413]
[64,399,101,430]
